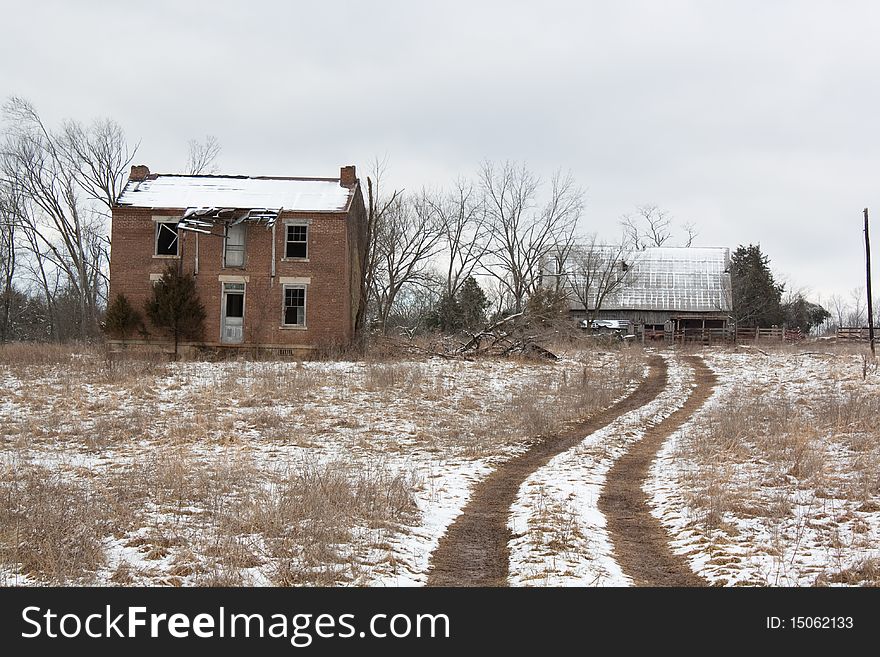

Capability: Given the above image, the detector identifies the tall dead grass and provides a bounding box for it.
[677,382,880,530]
[217,459,418,586]
[0,341,646,585]
[0,465,105,583]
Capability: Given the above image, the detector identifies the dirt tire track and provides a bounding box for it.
[598,354,716,586]
[426,355,668,587]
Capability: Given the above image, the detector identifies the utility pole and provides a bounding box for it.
[865,208,875,357]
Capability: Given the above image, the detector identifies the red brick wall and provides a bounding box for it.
[109,201,363,351]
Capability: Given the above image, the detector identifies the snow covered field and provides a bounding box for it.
[3,342,877,587]
[0,344,642,586]
[649,348,880,586]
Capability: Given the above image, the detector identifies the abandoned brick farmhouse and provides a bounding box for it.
[109,165,366,352]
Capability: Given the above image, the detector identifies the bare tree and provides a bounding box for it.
[565,235,634,327]
[621,205,699,249]
[621,205,672,249]
[848,286,867,327]
[428,177,490,300]
[385,273,443,335]
[681,220,699,247]
[0,182,18,342]
[370,191,444,332]
[185,135,221,175]
[546,225,577,295]
[0,96,135,338]
[480,161,582,313]
[356,156,404,337]
[829,293,847,328]
[61,117,138,211]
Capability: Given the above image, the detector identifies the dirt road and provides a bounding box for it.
[598,354,716,586]
[426,355,668,587]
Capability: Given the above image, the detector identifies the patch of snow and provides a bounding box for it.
[118,176,352,212]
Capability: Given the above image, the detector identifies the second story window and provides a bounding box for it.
[155,222,179,257]
[285,224,308,259]
[224,223,246,268]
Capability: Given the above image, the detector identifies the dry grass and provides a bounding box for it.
[0,340,645,585]
[0,465,105,583]
[528,486,583,557]
[826,558,880,585]
[218,459,418,586]
[678,393,845,529]
[666,351,880,585]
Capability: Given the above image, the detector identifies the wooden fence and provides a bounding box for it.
[640,326,804,344]
[836,326,878,341]
[736,327,804,342]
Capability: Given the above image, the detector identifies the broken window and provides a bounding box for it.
[226,287,244,317]
[224,223,246,267]
[155,222,179,256]
[285,224,308,259]
[283,285,306,326]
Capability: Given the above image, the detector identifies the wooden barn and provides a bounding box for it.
[564,246,733,339]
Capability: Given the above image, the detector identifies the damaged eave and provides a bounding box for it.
[176,207,282,233]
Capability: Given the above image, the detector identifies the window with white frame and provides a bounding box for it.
[155,222,179,256]
[285,224,308,259]
[282,285,306,326]
[224,223,246,267]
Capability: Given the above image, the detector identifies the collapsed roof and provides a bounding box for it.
[175,206,281,233]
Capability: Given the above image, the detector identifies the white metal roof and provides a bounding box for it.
[566,246,732,313]
[116,175,353,212]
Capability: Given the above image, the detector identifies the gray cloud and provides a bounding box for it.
[3,0,879,301]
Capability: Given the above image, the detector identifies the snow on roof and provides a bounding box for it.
[567,246,732,313]
[116,174,354,212]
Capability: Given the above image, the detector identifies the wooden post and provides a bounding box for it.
[866,208,875,357]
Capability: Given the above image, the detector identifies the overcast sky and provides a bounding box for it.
[2,0,879,303]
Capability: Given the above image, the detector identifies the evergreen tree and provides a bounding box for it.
[782,293,830,334]
[103,293,142,345]
[525,286,569,327]
[730,244,784,327]
[145,265,206,359]
[430,277,489,333]
[432,291,460,333]
[456,277,489,331]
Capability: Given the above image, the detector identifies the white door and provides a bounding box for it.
[221,283,245,344]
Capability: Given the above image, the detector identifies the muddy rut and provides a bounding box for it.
[598,354,716,586]
[426,355,668,587]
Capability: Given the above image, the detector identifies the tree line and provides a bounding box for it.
[356,160,715,337]
[2,97,863,346]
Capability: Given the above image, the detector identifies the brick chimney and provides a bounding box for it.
[129,165,150,181]
[340,165,356,187]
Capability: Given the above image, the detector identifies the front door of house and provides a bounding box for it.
[221,282,244,344]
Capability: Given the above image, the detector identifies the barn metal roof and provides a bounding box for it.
[566,246,732,313]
